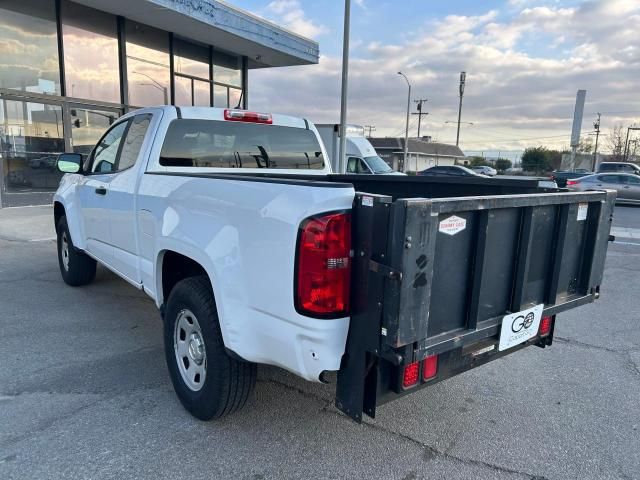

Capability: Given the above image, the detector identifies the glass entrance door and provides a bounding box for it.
[0,98,65,196]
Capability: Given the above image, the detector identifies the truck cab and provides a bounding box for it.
[316,124,404,175]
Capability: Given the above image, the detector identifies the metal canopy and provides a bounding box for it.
[74,0,319,68]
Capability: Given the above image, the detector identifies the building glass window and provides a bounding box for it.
[0,0,61,95]
[61,1,120,104]
[126,21,170,106]
[212,50,242,108]
[213,84,229,108]
[173,38,211,107]
[0,99,65,192]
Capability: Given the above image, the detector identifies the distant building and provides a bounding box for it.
[369,137,465,172]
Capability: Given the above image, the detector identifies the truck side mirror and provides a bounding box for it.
[56,153,83,174]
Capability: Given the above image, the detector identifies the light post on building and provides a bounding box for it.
[398,71,411,172]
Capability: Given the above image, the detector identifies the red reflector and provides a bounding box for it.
[539,316,553,337]
[422,354,438,381]
[566,179,579,186]
[403,362,419,389]
[224,109,272,124]
[296,212,351,317]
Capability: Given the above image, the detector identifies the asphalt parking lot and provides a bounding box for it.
[1,205,639,480]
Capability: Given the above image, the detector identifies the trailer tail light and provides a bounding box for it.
[224,109,272,124]
[296,212,351,317]
[422,354,438,381]
[566,179,579,186]
[402,362,419,389]
[539,316,553,337]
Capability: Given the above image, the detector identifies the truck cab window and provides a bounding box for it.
[90,121,128,173]
[347,157,361,173]
[88,114,152,174]
[118,114,152,171]
[159,119,325,170]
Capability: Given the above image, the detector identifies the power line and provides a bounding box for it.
[364,125,376,137]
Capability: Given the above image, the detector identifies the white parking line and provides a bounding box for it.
[29,237,56,242]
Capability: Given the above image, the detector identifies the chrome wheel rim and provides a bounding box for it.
[174,309,207,392]
[61,232,70,271]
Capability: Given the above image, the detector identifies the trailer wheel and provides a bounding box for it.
[164,275,256,420]
[56,216,97,286]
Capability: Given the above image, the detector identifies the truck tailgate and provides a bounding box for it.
[336,189,615,421]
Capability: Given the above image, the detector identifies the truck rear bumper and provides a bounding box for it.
[228,307,349,382]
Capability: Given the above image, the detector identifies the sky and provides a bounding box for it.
[232,0,640,156]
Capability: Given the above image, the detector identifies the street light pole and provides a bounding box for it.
[337,0,351,174]
[592,113,601,171]
[398,72,411,172]
[456,71,466,147]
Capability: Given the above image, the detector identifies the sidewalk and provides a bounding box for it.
[611,226,640,240]
[0,205,55,242]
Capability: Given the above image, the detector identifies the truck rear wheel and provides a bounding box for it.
[56,216,97,286]
[163,275,256,420]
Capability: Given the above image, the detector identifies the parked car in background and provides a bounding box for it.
[418,165,486,177]
[28,155,58,170]
[550,169,591,187]
[566,173,640,204]
[470,165,497,176]
[597,162,640,175]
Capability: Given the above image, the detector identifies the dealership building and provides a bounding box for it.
[0,0,318,207]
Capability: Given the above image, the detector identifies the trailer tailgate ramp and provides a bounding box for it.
[336,189,615,422]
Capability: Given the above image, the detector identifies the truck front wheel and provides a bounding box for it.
[163,275,256,420]
[56,216,97,286]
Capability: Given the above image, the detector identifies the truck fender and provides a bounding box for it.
[154,240,231,349]
[53,187,86,250]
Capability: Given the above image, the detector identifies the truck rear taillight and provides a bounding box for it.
[295,212,351,317]
[539,316,553,337]
[422,354,438,381]
[224,109,272,124]
[403,362,419,389]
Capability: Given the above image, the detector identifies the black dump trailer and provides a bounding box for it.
[334,176,615,422]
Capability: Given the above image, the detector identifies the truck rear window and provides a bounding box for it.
[159,119,325,170]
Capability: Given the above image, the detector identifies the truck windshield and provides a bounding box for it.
[159,119,325,170]
[365,156,393,173]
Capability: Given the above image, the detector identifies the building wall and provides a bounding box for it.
[0,0,247,206]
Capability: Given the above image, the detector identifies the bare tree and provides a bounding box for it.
[607,125,625,161]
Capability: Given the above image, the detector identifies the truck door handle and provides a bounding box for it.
[95,187,107,195]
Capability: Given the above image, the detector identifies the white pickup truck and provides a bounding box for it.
[54,106,614,422]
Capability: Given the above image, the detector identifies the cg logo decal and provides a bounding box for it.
[511,312,535,333]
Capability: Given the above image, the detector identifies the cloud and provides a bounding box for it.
[265,0,327,38]
[250,1,640,152]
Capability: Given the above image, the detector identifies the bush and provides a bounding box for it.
[522,147,551,173]
[495,158,512,172]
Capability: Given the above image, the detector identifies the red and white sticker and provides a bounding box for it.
[439,215,466,236]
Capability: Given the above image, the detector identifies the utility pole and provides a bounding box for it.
[365,125,376,137]
[456,71,466,147]
[592,113,601,171]
[398,72,411,172]
[337,0,351,174]
[412,98,428,139]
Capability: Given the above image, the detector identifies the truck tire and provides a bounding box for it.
[56,216,97,286]
[164,275,256,420]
